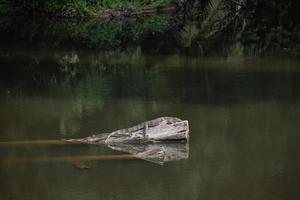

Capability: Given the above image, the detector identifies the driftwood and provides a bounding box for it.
[67,117,189,144]
[0,117,189,165]
[66,117,189,165]
[0,117,189,146]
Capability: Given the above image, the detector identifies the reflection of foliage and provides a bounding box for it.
[1,50,300,138]
[2,49,300,98]
[1,50,300,140]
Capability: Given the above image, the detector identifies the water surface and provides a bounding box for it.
[0,49,300,200]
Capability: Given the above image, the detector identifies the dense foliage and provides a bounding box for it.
[0,0,299,56]
[0,15,174,52]
[0,0,170,16]
[173,0,300,56]
[241,0,300,55]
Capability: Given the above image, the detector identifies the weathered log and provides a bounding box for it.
[67,117,189,144]
[0,117,189,165]
[0,117,189,146]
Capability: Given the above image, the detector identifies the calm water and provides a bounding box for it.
[0,49,300,200]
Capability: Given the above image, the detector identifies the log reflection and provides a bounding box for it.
[0,142,189,165]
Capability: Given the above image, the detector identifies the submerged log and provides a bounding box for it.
[0,117,189,165]
[67,117,189,144]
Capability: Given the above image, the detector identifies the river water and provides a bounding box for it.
[0,49,300,200]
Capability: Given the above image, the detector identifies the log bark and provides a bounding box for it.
[67,117,189,144]
[0,117,189,165]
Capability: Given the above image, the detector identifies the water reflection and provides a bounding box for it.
[0,142,189,165]
[108,142,189,165]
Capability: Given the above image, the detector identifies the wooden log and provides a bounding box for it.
[0,117,189,165]
[0,117,189,146]
[67,117,189,144]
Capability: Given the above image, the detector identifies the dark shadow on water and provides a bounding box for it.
[1,50,300,105]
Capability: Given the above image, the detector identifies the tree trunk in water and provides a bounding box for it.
[67,117,189,144]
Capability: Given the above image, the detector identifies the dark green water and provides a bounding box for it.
[0,49,300,200]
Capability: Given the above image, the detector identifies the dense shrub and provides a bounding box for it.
[0,0,170,16]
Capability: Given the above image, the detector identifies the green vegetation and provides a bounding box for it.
[0,15,173,51]
[0,0,299,56]
[175,0,300,56]
[0,0,170,16]
[241,0,300,56]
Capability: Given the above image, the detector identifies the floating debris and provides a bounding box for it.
[67,117,189,144]
[0,117,189,165]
